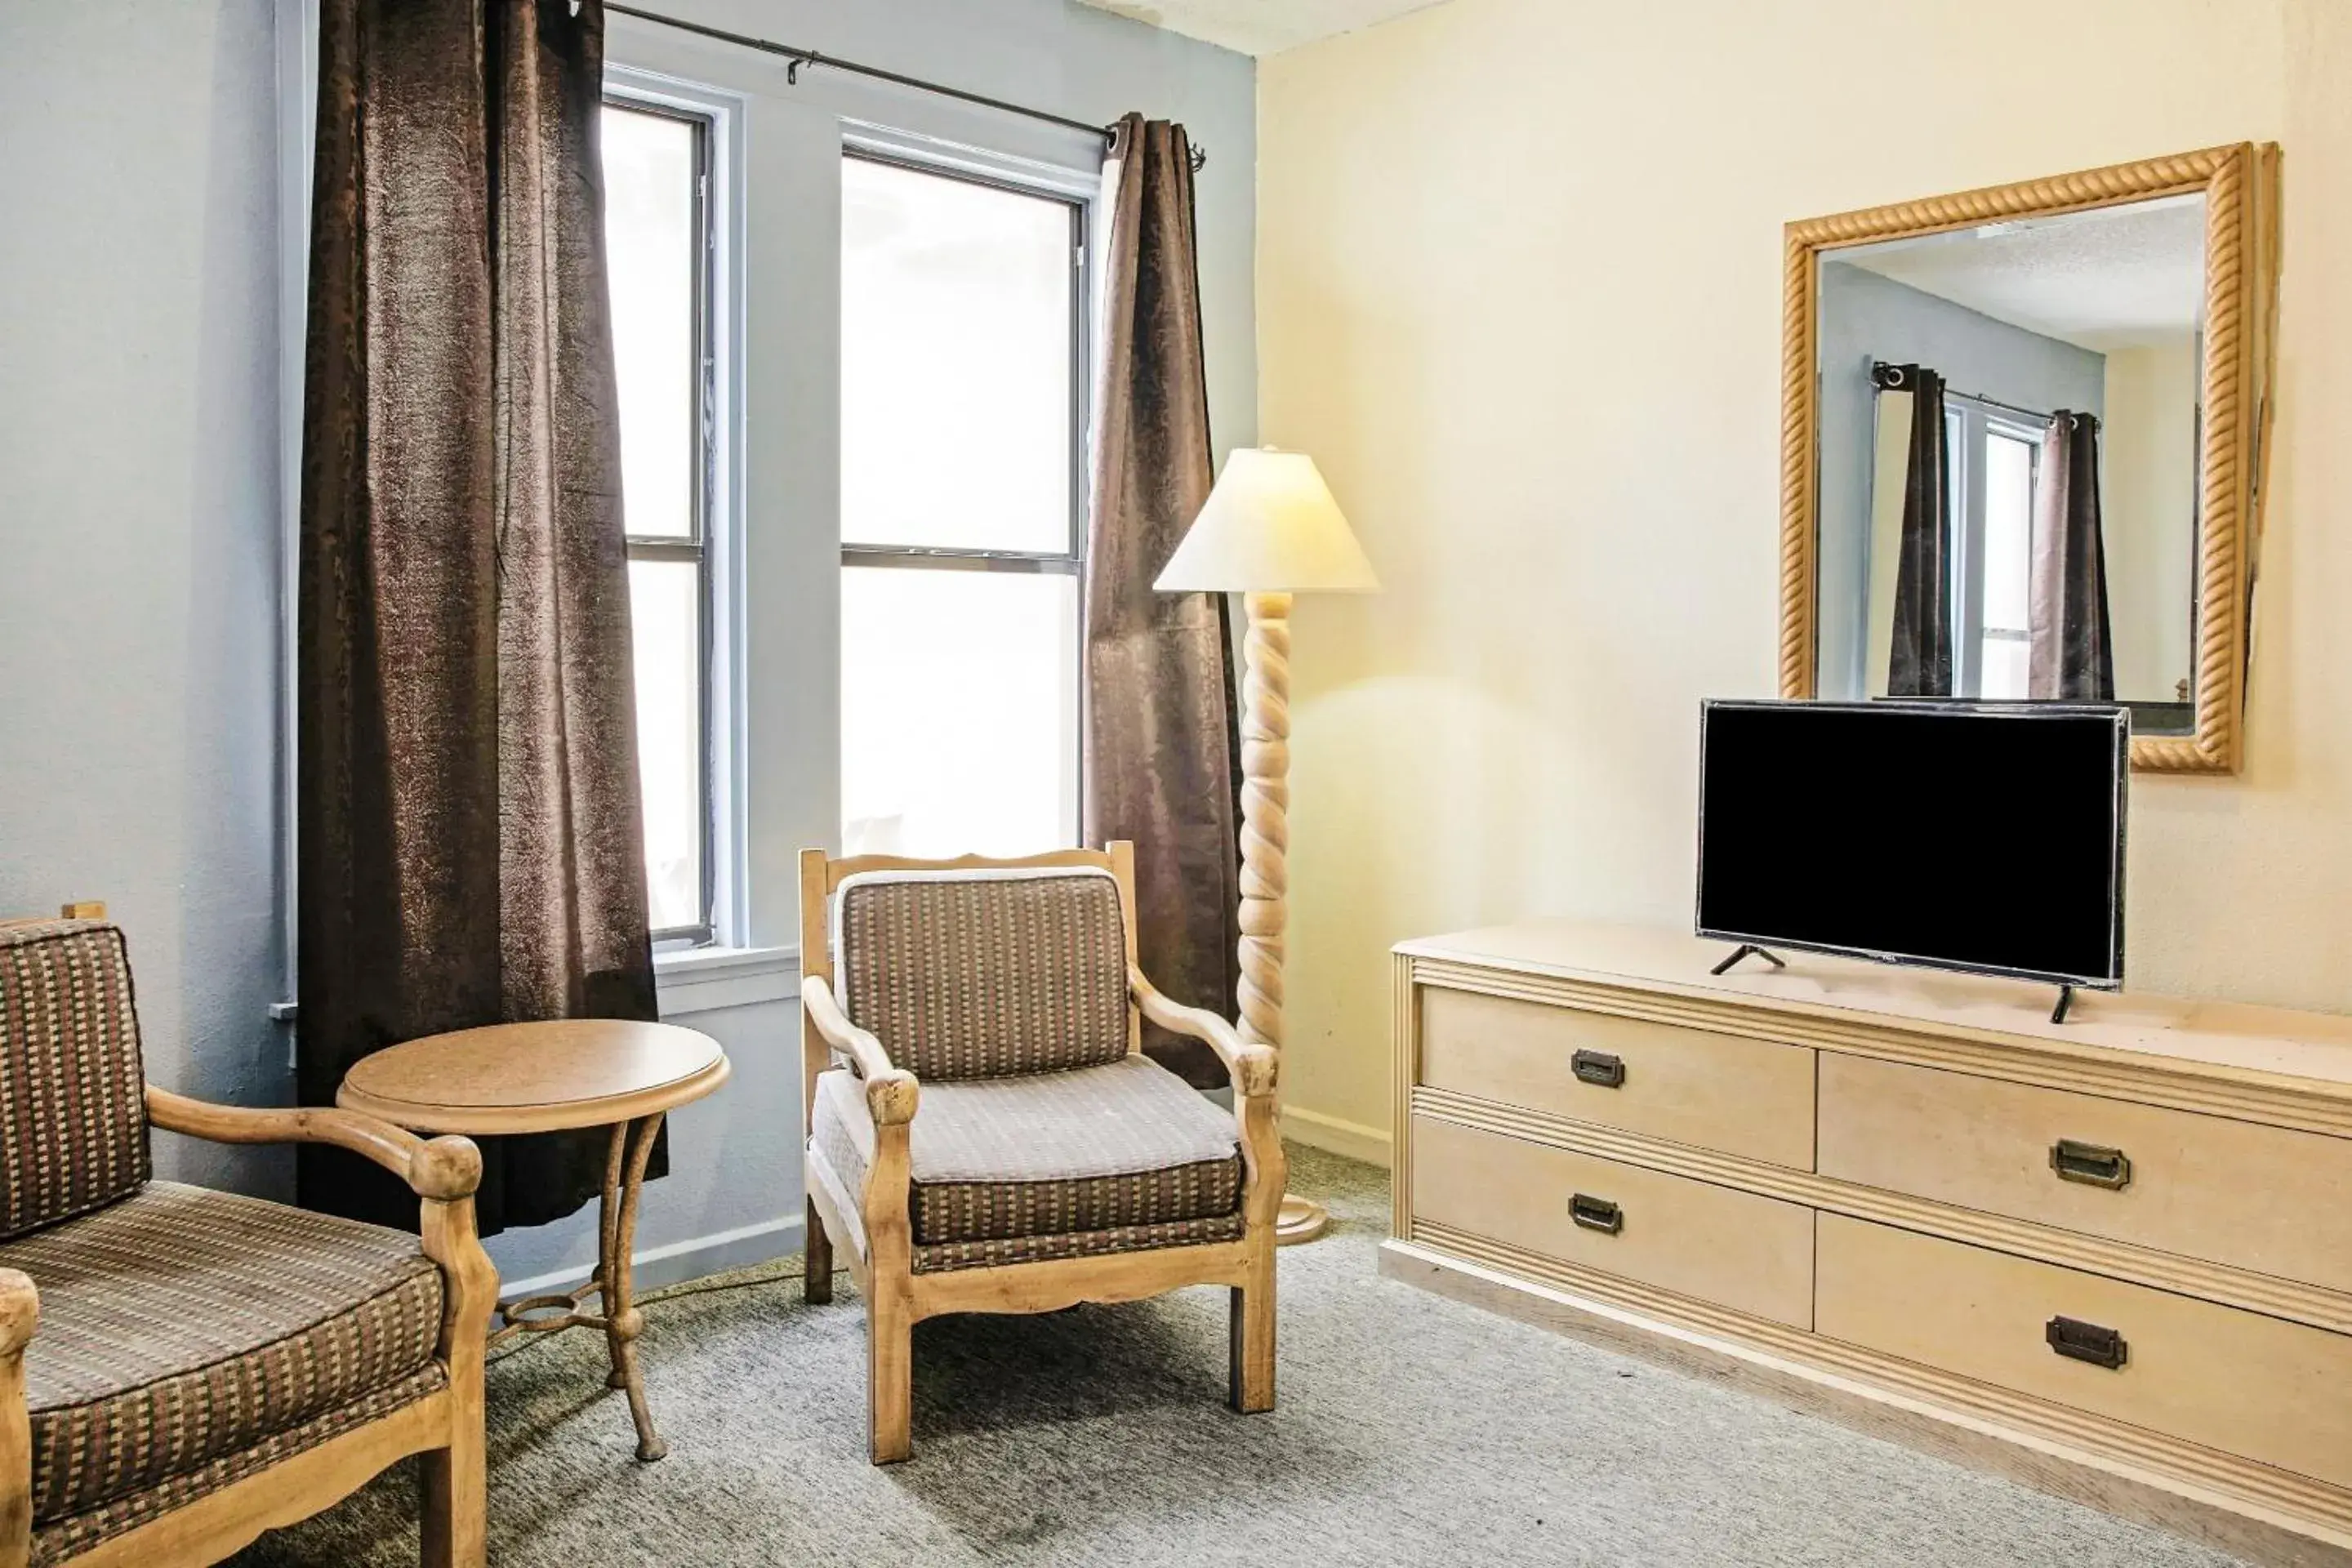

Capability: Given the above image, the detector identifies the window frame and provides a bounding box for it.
[835,144,1094,852]
[604,87,724,949]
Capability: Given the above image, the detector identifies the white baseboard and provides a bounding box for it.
[1281,1104,1392,1168]
[499,1212,805,1302]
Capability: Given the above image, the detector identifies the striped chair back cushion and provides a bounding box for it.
[833,868,1131,1080]
[0,920,151,1238]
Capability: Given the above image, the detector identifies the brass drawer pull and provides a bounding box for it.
[1571,1049,1626,1089]
[2051,1138,2132,1190]
[2046,1315,2128,1370]
[1570,1193,1624,1235]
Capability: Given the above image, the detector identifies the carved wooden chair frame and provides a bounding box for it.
[0,904,499,1568]
[796,844,1284,1464]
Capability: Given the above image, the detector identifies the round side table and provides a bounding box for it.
[337,1018,730,1462]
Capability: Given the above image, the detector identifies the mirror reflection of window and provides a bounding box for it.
[1973,421,2039,701]
[1816,194,2207,727]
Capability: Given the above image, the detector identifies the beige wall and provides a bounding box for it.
[1258,0,2347,1159]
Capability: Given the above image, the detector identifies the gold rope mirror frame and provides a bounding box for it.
[1779,143,2282,774]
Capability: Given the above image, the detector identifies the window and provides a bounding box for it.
[603,99,715,941]
[838,154,1087,858]
[1946,398,2044,701]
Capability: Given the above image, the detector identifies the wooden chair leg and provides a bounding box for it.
[804,1196,834,1306]
[867,1292,913,1465]
[419,1425,485,1568]
[1229,1250,1276,1414]
[419,1193,494,1568]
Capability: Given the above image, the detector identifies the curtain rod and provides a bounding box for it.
[1871,360,2056,429]
[604,2,1208,169]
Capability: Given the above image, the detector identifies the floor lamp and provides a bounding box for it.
[1156,448,1379,1245]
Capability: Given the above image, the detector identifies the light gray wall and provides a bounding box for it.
[0,0,290,1196]
[0,0,1256,1292]
[1815,261,2105,699]
[493,985,807,1294]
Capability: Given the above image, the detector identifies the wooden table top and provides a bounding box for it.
[336,1019,731,1136]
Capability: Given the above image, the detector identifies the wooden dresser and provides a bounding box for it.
[1388,920,2352,1566]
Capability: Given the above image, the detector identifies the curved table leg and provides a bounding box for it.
[599,1124,627,1389]
[599,1113,669,1462]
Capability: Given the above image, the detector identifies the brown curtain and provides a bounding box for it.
[1886,364,1953,697]
[2029,412,2116,701]
[1084,115,1241,1088]
[297,0,657,1235]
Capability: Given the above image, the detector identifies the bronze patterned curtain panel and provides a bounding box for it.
[2029,412,2116,701]
[1886,364,1953,697]
[297,0,657,1235]
[1084,114,1241,1089]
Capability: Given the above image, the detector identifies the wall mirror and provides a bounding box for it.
[1779,145,2279,773]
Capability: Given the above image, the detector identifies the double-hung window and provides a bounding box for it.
[837,153,1088,858]
[602,98,717,942]
[1945,398,2044,701]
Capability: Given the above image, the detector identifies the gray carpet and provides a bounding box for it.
[232,1147,2247,1566]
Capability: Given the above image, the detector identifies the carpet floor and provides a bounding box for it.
[231,1146,2247,1566]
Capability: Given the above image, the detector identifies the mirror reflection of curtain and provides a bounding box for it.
[1886,365,1952,697]
[1863,385,1913,697]
[2029,412,2115,700]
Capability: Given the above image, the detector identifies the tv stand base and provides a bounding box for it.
[2052,985,2077,1025]
[1709,943,1787,977]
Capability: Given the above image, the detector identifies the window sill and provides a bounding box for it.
[655,944,800,1017]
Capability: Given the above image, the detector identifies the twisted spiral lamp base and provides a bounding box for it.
[1235,592,1328,1248]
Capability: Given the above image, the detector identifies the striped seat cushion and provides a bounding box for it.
[812,1054,1245,1273]
[2,1181,445,1527]
[0,920,151,1240]
[29,1365,447,1567]
[832,868,1132,1080]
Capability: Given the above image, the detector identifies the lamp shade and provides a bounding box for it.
[1154,448,1380,594]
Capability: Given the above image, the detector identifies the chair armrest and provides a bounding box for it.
[1129,966,1277,1100]
[145,1090,497,1411]
[804,974,919,1276]
[0,1272,31,1361]
[145,1086,482,1202]
[801,975,919,1125]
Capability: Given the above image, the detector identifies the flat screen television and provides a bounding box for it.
[1695,701,2128,996]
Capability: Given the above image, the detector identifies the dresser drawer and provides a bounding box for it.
[1418,987,1815,1169]
[1411,1116,1814,1327]
[1817,1214,2352,1487]
[1819,1054,2352,1294]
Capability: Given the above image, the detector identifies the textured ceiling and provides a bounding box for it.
[1076,0,1450,56]
[1836,194,2207,352]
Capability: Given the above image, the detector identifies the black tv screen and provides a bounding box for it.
[1696,701,2127,989]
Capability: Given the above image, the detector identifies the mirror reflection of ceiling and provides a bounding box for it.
[1073,0,1452,56]
[1833,194,2206,353]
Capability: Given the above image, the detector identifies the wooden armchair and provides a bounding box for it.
[797,844,1284,1463]
[0,909,497,1568]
